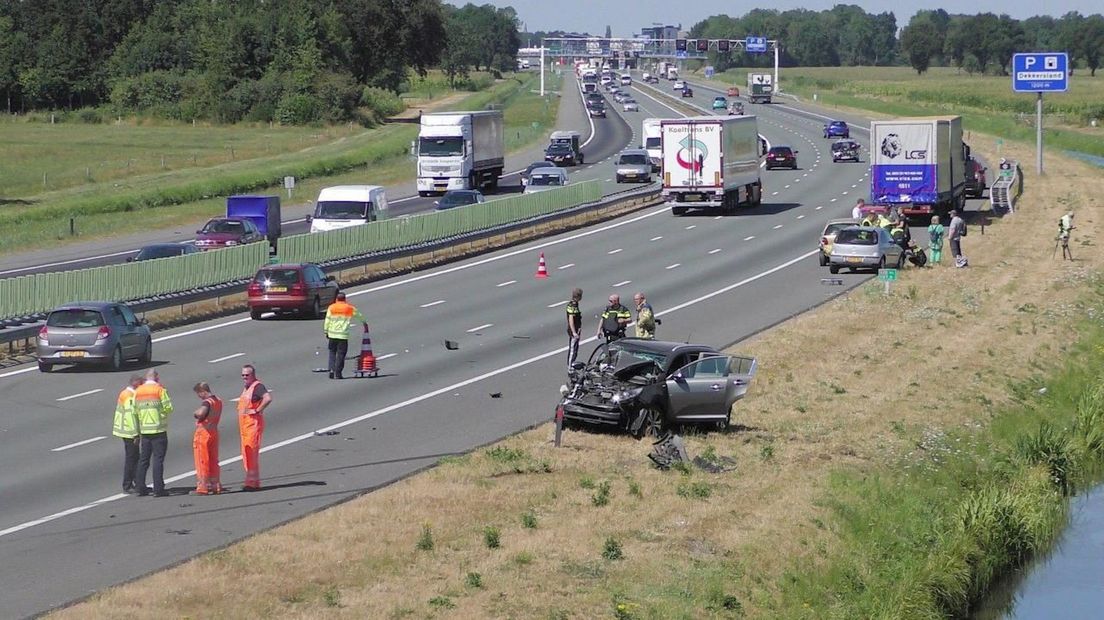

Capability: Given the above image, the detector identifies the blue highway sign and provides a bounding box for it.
[1012,53,1068,93]
[745,37,768,53]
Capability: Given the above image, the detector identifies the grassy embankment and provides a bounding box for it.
[52,75,1104,619]
[713,65,1104,158]
[0,70,561,255]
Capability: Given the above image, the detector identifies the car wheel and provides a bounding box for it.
[829,265,840,274]
[615,175,623,183]
[139,338,152,365]
[310,297,321,319]
[629,407,662,440]
[714,415,730,432]
[109,346,123,371]
[896,253,906,269]
[38,360,52,373]
[819,253,828,267]
[250,308,263,320]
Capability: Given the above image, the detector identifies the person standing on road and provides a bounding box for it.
[565,288,583,371]
[134,369,173,497]
[112,374,143,494]
[191,382,223,495]
[597,294,631,343]
[948,210,967,267]
[633,292,657,340]
[927,216,945,265]
[238,364,271,491]
[852,198,866,220]
[322,292,365,380]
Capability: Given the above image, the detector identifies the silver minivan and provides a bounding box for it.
[37,302,152,372]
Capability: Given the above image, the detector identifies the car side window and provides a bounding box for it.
[119,305,139,326]
[109,307,127,326]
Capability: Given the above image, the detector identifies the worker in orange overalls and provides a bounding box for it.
[191,381,223,495]
[238,364,271,491]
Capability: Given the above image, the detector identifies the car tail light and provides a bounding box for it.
[96,326,111,341]
[38,325,48,341]
[290,282,305,296]
[247,281,262,296]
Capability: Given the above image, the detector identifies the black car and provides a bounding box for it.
[585,92,605,107]
[558,339,756,437]
[681,87,694,98]
[765,145,798,170]
[434,189,485,210]
[129,243,199,262]
[545,143,578,166]
[587,102,607,118]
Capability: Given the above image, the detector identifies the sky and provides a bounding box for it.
[448,1,1102,37]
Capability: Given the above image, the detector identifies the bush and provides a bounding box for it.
[315,72,361,123]
[110,70,187,113]
[415,523,434,551]
[483,525,501,549]
[361,86,405,120]
[77,108,104,124]
[602,536,624,561]
[275,93,318,125]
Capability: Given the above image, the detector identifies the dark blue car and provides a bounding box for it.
[823,120,850,139]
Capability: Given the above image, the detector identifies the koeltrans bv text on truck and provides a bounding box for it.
[747,73,773,104]
[661,115,763,215]
[416,110,505,196]
[869,115,984,221]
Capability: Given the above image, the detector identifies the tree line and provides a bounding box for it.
[0,0,520,123]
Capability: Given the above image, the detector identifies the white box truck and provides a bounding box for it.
[747,73,773,104]
[870,115,976,220]
[417,110,504,196]
[661,115,762,215]
[642,117,662,172]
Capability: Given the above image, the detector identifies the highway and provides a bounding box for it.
[0,72,877,618]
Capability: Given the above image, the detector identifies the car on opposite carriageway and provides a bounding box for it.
[434,189,485,210]
[129,243,198,262]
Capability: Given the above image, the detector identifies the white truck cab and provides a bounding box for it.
[309,185,388,233]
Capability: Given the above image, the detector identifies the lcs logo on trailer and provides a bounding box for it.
[880,134,927,160]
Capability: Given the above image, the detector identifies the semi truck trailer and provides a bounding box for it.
[661,115,763,215]
[747,73,773,104]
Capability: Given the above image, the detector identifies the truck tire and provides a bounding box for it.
[488,169,501,189]
[468,172,477,190]
[672,207,688,216]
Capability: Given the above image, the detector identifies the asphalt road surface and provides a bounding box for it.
[1,73,935,618]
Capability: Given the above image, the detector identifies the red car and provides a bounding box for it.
[726,86,740,97]
[247,263,339,320]
[194,217,264,250]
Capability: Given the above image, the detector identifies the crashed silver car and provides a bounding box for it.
[558,339,757,437]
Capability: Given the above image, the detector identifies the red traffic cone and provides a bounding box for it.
[356,323,379,378]
[535,252,549,279]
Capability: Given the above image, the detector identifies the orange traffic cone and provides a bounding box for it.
[356,323,379,377]
[535,252,549,279]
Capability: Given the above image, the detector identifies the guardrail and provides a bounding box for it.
[0,181,604,328]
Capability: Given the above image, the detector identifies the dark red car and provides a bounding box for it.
[765,145,798,170]
[194,217,264,250]
[247,263,339,320]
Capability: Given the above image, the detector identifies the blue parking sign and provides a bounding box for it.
[745,37,768,53]
[1012,53,1068,93]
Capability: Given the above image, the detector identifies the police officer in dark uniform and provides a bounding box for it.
[596,294,631,343]
[565,288,583,371]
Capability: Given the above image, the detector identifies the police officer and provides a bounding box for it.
[633,292,656,340]
[565,288,583,370]
[596,294,631,343]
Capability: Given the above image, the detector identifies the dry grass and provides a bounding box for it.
[52,136,1103,619]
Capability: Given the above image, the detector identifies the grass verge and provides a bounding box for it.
[2,71,559,255]
[710,66,1104,158]
[49,134,1104,618]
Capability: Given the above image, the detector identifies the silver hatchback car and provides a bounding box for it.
[828,226,904,274]
[37,302,152,372]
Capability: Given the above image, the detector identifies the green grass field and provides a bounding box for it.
[0,71,560,254]
[709,66,1104,157]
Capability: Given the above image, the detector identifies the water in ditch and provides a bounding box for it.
[971,484,1104,619]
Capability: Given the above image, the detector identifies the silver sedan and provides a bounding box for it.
[622,98,639,112]
[828,226,904,273]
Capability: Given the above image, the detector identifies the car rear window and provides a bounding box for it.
[823,222,855,236]
[835,229,879,245]
[47,309,105,328]
[255,269,301,285]
[770,147,792,155]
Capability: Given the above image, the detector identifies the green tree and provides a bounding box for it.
[900,17,941,74]
[1081,15,1104,76]
[1058,12,1085,74]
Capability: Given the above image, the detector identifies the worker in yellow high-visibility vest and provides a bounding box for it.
[112,375,143,494]
[134,369,173,497]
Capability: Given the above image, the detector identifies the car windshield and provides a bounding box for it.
[135,246,182,260]
[834,141,856,149]
[315,201,368,219]
[529,174,563,187]
[618,154,648,165]
[608,343,668,369]
[831,122,846,128]
[714,97,725,102]
[202,220,244,234]
[547,145,570,154]
[835,229,879,245]
[645,137,660,149]
[419,137,464,157]
[440,192,479,207]
[47,309,105,328]
[255,268,301,285]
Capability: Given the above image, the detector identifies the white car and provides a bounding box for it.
[622,98,639,112]
[672,80,685,91]
[524,168,569,194]
[600,75,612,86]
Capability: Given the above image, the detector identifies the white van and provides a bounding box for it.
[309,185,388,233]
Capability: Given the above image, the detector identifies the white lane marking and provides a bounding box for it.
[744,236,755,241]
[713,216,723,220]
[708,248,722,255]
[605,178,613,182]
[607,248,623,255]
[557,263,575,270]
[795,178,801,183]
[771,191,779,196]
[851,184,858,188]
[496,280,517,287]
[830,198,838,202]
[650,236,663,241]
[816,206,823,210]
[547,300,568,308]
[419,300,446,308]
[376,353,398,361]
[665,263,680,270]
[56,389,103,402]
[466,323,493,333]
[842,191,849,195]
[784,184,791,189]
[51,436,107,452]
[773,224,784,230]
[208,352,245,364]
[684,225,696,230]
[612,280,632,287]
[797,215,806,220]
